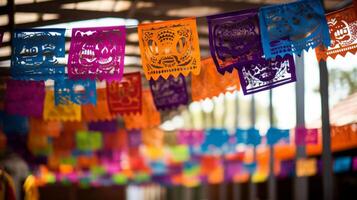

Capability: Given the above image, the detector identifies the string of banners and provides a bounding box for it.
[2,121,356,186]
[1,0,357,187]
[1,0,356,107]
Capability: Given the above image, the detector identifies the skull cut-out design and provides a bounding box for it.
[11,29,66,80]
[207,9,261,74]
[107,72,142,115]
[259,0,330,58]
[138,18,201,80]
[316,6,357,60]
[237,55,296,95]
[149,75,188,110]
[54,77,97,105]
[68,26,126,82]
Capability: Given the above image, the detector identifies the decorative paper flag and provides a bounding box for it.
[296,158,317,177]
[107,72,142,115]
[225,160,244,181]
[333,156,351,173]
[11,29,66,80]
[169,145,190,163]
[278,160,295,178]
[82,89,113,122]
[63,121,87,134]
[235,128,261,146]
[54,77,96,105]
[266,127,290,145]
[259,0,330,58]
[177,129,205,146]
[201,129,229,154]
[27,132,51,154]
[238,55,296,95]
[77,155,98,169]
[29,117,61,137]
[76,131,102,152]
[88,120,118,133]
[207,9,263,74]
[149,75,188,110]
[142,127,164,147]
[53,131,75,154]
[353,156,357,171]
[128,129,142,148]
[112,173,128,185]
[191,57,240,101]
[43,91,81,121]
[295,127,318,146]
[316,6,357,60]
[103,131,127,151]
[1,112,28,134]
[68,26,126,81]
[123,90,161,129]
[150,161,167,175]
[138,18,201,80]
[5,79,45,117]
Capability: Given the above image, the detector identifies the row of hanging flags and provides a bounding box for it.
[1,1,357,119]
[0,0,357,186]
[1,117,357,186]
[1,0,357,101]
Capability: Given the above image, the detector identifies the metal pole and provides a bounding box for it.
[319,1,334,198]
[233,93,241,200]
[268,90,276,200]
[294,54,308,200]
[319,60,333,200]
[249,95,256,200]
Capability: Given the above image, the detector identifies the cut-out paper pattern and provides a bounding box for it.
[237,55,296,95]
[295,127,318,146]
[142,128,164,147]
[103,130,128,151]
[107,72,142,115]
[235,128,261,146]
[266,127,290,145]
[82,88,113,122]
[68,26,126,81]
[177,130,205,146]
[128,129,142,148]
[296,158,317,177]
[315,6,357,60]
[191,57,240,101]
[53,131,75,155]
[11,29,66,80]
[88,120,118,133]
[54,77,96,105]
[123,90,161,129]
[138,18,201,80]
[149,75,188,110]
[43,91,81,121]
[201,129,229,154]
[278,160,295,178]
[333,156,351,173]
[259,0,330,58]
[76,131,102,152]
[353,156,357,171]
[5,79,45,117]
[29,117,61,137]
[207,9,262,74]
